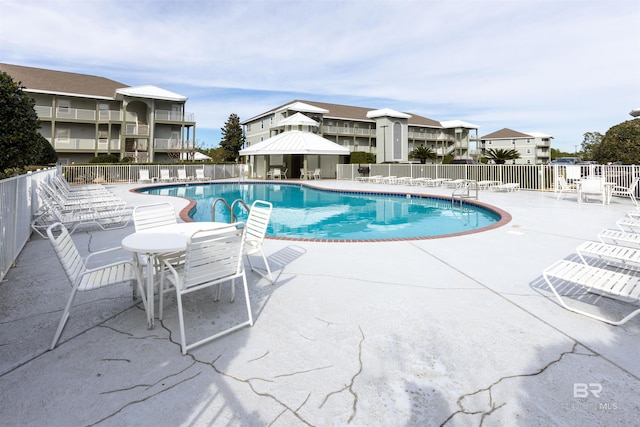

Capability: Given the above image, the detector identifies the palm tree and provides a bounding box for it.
[484,148,520,164]
[409,146,437,164]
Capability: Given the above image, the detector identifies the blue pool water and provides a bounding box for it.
[138,183,503,241]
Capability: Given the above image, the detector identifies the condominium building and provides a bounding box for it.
[242,100,479,163]
[479,128,552,165]
[0,63,196,164]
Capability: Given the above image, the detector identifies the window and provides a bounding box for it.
[526,148,531,154]
[261,120,264,129]
[247,124,251,132]
[512,139,515,144]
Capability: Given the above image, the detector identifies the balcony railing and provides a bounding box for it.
[51,138,121,151]
[154,138,194,150]
[155,110,195,122]
[125,124,150,135]
[35,105,52,118]
[56,107,96,120]
[99,110,122,121]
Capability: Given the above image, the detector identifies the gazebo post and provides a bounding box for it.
[303,156,309,180]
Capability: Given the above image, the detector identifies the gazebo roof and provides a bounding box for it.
[239,131,350,156]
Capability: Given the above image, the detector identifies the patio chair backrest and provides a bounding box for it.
[244,200,272,253]
[182,224,245,291]
[140,170,151,181]
[178,169,187,180]
[133,202,177,231]
[46,222,85,286]
[196,169,205,179]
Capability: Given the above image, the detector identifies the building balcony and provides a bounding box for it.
[155,110,196,123]
[154,138,194,151]
[51,138,121,151]
[125,124,150,136]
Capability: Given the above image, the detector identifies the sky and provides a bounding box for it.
[1,0,639,153]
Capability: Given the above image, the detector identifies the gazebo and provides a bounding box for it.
[239,115,350,179]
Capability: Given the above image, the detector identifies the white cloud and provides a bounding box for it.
[2,0,638,150]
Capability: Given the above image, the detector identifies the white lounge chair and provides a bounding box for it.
[159,169,175,183]
[139,169,154,183]
[491,183,520,192]
[195,168,210,181]
[159,223,253,354]
[244,200,274,283]
[177,168,192,182]
[543,259,640,325]
[31,192,132,237]
[313,168,322,180]
[599,229,640,248]
[576,240,640,270]
[46,222,146,349]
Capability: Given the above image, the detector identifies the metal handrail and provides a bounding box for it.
[451,180,478,206]
[211,198,232,222]
[230,199,250,222]
[212,198,251,222]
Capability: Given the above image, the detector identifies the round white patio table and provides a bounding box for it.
[122,222,231,329]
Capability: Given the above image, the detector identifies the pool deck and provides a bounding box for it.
[1,179,639,426]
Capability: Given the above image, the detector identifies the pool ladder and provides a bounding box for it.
[211,198,251,222]
[451,180,479,207]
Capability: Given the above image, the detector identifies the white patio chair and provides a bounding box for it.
[132,203,181,303]
[578,177,606,204]
[133,202,177,231]
[159,223,253,354]
[46,222,146,349]
[556,176,577,200]
[313,168,322,180]
[244,200,274,284]
[267,168,282,179]
[610,176,640,206]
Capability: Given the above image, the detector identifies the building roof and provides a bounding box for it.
[0,63,188,101]
[243,99,444,128]
[480,128,534,139]
[115,85,187,102]
[0,63,128,99]
[441,120,479,130]
[366,108,412,119]
[278,112,319,127]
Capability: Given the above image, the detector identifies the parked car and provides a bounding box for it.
[550,157,581,165]
[450,159,477,164]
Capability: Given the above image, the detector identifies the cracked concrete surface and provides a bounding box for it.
[1,180,639,426]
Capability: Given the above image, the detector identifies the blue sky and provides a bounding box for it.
[2,0,638,152]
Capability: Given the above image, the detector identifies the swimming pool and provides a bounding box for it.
[138,182,508,241]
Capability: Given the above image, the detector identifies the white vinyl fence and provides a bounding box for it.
[337,163,640,192]
[0,167,57,281]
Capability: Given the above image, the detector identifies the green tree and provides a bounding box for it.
[408,145,436,164]
[219,113,245,162]
[484,148,520,164]
[580,131,603,161]
[591,119,640,164]
[0,71,46,171]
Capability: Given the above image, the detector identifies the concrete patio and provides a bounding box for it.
[1,180,638,426]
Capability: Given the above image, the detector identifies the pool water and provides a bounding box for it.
[138,182,503,241]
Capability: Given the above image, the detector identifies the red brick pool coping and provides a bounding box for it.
[131,180,512,243]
